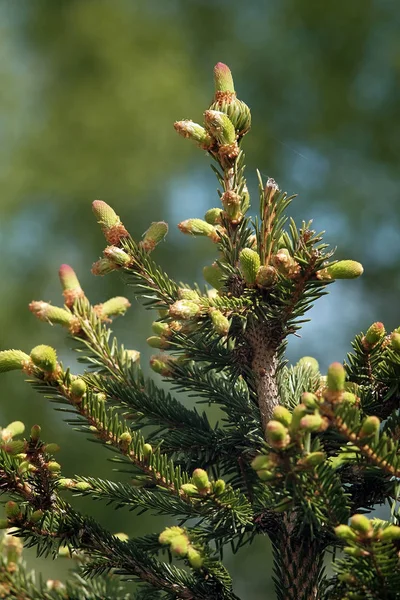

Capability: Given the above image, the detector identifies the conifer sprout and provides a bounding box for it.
[2,62,400,600]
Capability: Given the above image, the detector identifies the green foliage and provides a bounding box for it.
[0,61,399,600]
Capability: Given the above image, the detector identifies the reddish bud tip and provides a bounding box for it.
[58,264,85,307]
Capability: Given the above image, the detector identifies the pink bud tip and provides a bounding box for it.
[58,264,84,306]
[213,62,235,94]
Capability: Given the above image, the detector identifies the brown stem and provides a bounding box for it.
[246,321,280,434]
[272,513,324,600]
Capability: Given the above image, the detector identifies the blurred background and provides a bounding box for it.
[0,0,399,597]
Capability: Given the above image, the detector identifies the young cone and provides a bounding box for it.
[58,264,85,307]
[92,200,129,245]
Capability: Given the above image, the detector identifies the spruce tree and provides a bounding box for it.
[1,62,400,600]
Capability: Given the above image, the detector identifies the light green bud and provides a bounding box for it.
[70,378,87,399]
[299,414,323,433]
[251,454,271,471]
[140,221,169,252]
[204,109,236,145]
[192,468,210,491]
[296,356,320,375]
[43,443,60,454]
[143,443,152,458]
[317,260,363,281]
[5,421,25,438]
[298,452,326,468]
[146,336,171,349]
[334,524,358,542]
[350,514,371,534]
[75,481,92,492]
[29,301,77,330]
[379,525,400,541]
[174,120,213,149]
[103,245,132,266]
[178,219,219,242]
[205,208,223,225]
[170,535,189,557]
[30,345,58,373]
[272,406,292,428]
[96,296,131,318]
[210,309,230,336]
[151,321,170,336]
[0,350,30,373]
[239,248,261,285]
[187,546,204,569]
[213,479,226,495]
[327,362,346,392]
[47,461,61,473]
[92,200,129,245]
[159,526,185,545]
[364,322,385,347]
[391,332,400,352]
[301,393,319,409]
[266,420,290,449]
[203,263,224,290]
[169,300,201,320]
[181,483,199,496]
[5,501,20,519]
[359,416,380,438]
[91,257,118,276]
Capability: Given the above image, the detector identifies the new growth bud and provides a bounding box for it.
[94,297,131,319]
[4,421,25,438]
[272,406,292,428]
[296,356,320,375]
[272,249,300,278]
[150,354,175,377]
[30,424,41,441]
[266,420,290,449]
[70,378,87,400]
[146,336,171,349]
[317,260,364,281]
[204,110,236,146]
[5,501,20,519]
[139,222,168,253]
[213,62,235,94]
[103,246,132,267]
[0,350,30,373]
[390,332,400,352]
[30,345,58,374]
[299,414,323,432]
[210,309,230,336]
[327,362,346,393]
[187,546,204,569]
[174,120,213,149]
[221,190,242,222]
[29,302,79,333]
[192,468,211,493]
[58,264,85,307]
[256,265,277,288]
[204,208,222,225]
[362,322,385,349]
[91,257,118,276]
[169,300,201,320]
[350,514,371,535]
[178,218,220,242]
[203,263,224,290]
[92,200,129,245]
[211,63,251,136]
[239,248,261,285]
[359,416,380,438]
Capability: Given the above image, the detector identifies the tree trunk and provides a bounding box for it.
[272,513,324,600]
